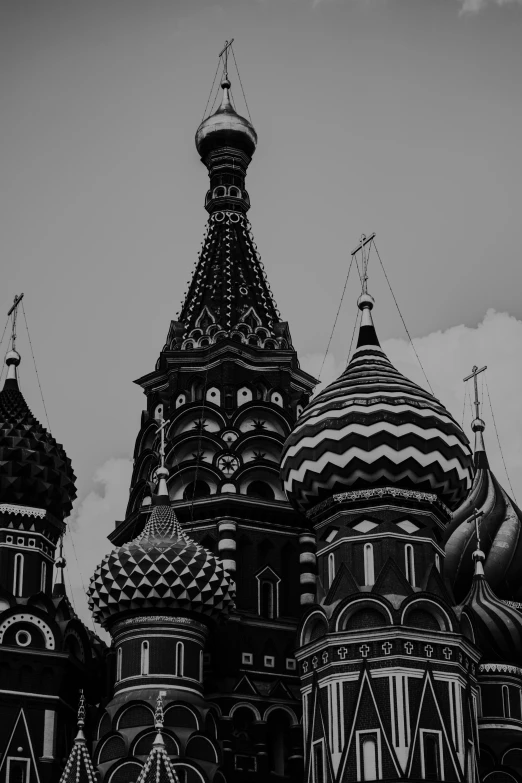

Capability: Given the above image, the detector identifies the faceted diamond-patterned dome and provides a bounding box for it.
[0,357,76,520]
[281,296,473,514]
[87,497,235,627]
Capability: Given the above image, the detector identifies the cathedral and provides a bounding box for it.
[1,57,522,783]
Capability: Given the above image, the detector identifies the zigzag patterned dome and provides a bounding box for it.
[0,350,76,519]
[281,294,473,514]
[87,492,235,627]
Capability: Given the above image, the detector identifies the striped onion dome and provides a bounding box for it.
[445,417,522,602]
[281,293,473,514]
[458,549,522,665]
[87,481,235,627]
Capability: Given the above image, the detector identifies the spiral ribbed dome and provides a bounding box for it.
[195,78,257,159]
[0,353,76,520]
[281,296,473,514]
[459,550,522,665]
[87,496,235,627]
[445,419,522,602]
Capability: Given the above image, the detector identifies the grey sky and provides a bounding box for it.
[1,0,522,625]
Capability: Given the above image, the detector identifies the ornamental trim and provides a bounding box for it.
[0,503,46,519]
[479,663,522,677]
[307,487,451,519]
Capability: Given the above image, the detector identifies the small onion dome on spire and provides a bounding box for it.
[87,482,235,627]
[445,415,522,602]
[456,548,522,666]
[195,77,257,159]
[281,293,473,514]
[0,350,76,519]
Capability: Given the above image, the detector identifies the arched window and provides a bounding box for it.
[183,480,211,500]
[503,685,511,717]
[364,544,374,587]
[435,553,440,572]
[328,553,336,587]
[40,561,47,592]
[405,545,416,586]
[423,733,440,780]
[362,736,378,781]
[260,581,274,619]
[116,647,122,682]
[141,641,149,676]
[247,481,274,500]
[199,650,204,683]
[13,554,24,597]
[176,642,184,677]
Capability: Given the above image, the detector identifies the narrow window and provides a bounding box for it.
[7,759,30,783]
[405,544,416,587]
[40,561,47,592]
[260,581,274,619]
[423,734,440,780]
[435,553,440,572]
[364,543,374,586]
[362,737,378,781]
[13,553,24,597]
[141,641,149,675]
[328,552,336,587]
[176,642,184,677]
[199,649,204,683]
[117,647,122,681]
[312,742,324,783]
[503,685,510,717]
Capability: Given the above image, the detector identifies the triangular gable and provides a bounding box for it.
[233,675,258,696]
[269,679,293,700]
[371,557,413,607]
[422,564,455,605]
[336,664,401,783]
[0,708,41,783]
[324,563,360,605]
[304,673,336,783]
[406,666,463,781]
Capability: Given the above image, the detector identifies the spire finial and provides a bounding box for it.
[467,506,485,575]
[5,294,24,385]
[53,535,67,595]
[463,364,488,467]
[74,690,87,744]
[152,691,166,748]
[218,38,234,84]
[154,414,171,499]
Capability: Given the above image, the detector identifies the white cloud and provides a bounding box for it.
[301,309,522,504]
[458,0,522,12]
[62,457,133,635]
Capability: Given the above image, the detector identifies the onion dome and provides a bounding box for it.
[281,293,473,514]
[458,548,522,665]
[87,480,235,627]
[195,77,257,158]
[0,350,76,519]
[445,416,522,602]
[59,692,97,783]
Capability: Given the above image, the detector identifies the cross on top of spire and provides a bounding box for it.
[5,293,24,385]
[463,364,488,468]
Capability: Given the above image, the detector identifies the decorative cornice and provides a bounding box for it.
[479,662,522,677]
[307,486,451,520]
[0,503,46,519]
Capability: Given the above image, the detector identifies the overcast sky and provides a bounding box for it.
[1,0,522,630]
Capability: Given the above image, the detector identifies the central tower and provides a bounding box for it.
[91,63,316,783]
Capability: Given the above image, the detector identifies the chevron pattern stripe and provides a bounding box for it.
[87,502,235,626]
[281,323,472,514]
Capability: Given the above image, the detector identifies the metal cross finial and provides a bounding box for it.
[463,364,487,422]
[7,293,24,352]
[155,416,171,471]
[351,233,376,295]
[218,39,235,79]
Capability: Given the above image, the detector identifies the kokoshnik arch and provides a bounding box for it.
[1,49,522,783]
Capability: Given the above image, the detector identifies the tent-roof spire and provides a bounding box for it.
[58,691,97,783]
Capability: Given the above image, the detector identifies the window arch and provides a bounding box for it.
[13,553,24,597]
[328,552,336,587]
[183,480,211,500]
[40,561,47,592]
[362,736,378,781]
[116,647,122,682]
[364,544,374,586]
[176,642,184,677]
[260,581,274,619]
[246,481,274,500]
[405,544,416,586]
[141,641,149,675]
